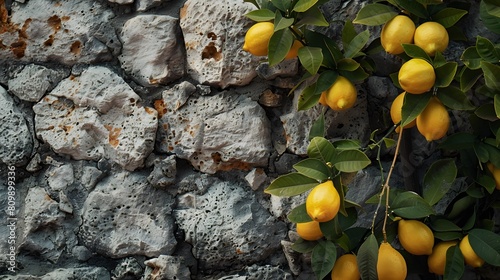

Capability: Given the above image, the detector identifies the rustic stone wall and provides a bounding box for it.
[0,0,497,279]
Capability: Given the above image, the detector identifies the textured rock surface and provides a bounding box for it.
[119,15,185,87]
[0,86,33,165]
[79,171,177,258]
[8,64,68,102]
[179,0,259,88]
[33,66,157,171]
[143,255,191,280]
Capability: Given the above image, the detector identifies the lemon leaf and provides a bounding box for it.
[476,36,500,63]
[434,62,458,88]
[309,112,325,139]
[304,30,342,67]
[342,20,357,49]
[311,240,337,280]
[337,58,360,71]
[270,0,291,12]
[481,61,500,92]
[460,67,483,92]
[444,246,465,280]
[401,91,432,127]
[495,94,500,119]
[353,3,398,26]
[273,10,294,32]
[475,103,498,122]
[430,218,462,232]
[357,234,378,280]
[298,84,322,111]
[480,0,500,34]
[307,136,336,163]
[293,0,319,13]
[436,86,475,111]
[461,46,482,70]
[469,229,500,266]
[287,204,312,223]
[291,238,317,253]
[393,0,429,19]
[268,28,294,66]
[332,139,361,150]
[295,6,329,27]
[423,159,457,206]
[264,173,319,197]
[293,158,331,181]
[320,217,343,241]
[298,46,323,75]
[439,132,477,151]
[344,30,370,58]
[331,150,371,173]
[432,8,468,28]
[245,9,275,21]
[392,191,436,219]
[401,44,432,63]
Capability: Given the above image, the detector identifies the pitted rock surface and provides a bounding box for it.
[8,64,68,102]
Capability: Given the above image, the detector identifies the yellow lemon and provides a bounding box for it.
[414,21,449,57]
[306,180,340,222]
[486,162,500,190]
[381,15,416,55]
[390,92,416,133]
[296,221,323,241]
[416,97,450,141]
[321,76,357,111]
[398,219,434,255]
[428,240,458,275]
[459,234,485,268]
[331,254,360,280]
[398,58,436,94]
[377,242,407,280]
[242,22,274,56]
[285,40,303,60]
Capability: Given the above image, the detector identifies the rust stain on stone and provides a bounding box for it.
[144,107,156,115]
[44,34,55,47]
[201,42,222,61]
[207,32,217,40]
[61,15,70,21]
[104,125,122,148]
[179,2,189,19]
[154,99,167,118]
[47,15,62,31]
[70,40,81,55]
[10,40,26,58]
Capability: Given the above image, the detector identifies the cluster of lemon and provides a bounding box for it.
[382,15,450,141]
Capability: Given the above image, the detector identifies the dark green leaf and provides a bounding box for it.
[402,44,432,62]
[268,28,294,66]
[392,191,436,219]
[481,61,500,92]
[309,112,325,139]
[298,83,323,111]
[339,66,369,82]
[495,95,500,119]
[461,46,482,70]
[337,58,360,71]
[344,30,370,58]
[294,158,331,181]
[292,238,318,253]
[434,62,458,88]
[433,51,448,68]
[357,234,379,280]
[273,11,294,31]
[304,30,342,67]
[308,137,336,163]
[476,174,496,194]
[271,0,290,12]
[331,150,371,172]
[296,6,329,27]
[432,8,468,28]
[332,175,348,217]
[423,159,457,206]
[475,103,499,122]
[474,141,490,163]
[332,139,361,150]
[298,46,323,75]
[401,91,432,127]
[311,240,337,280]
[430,218,462,232]
[434,231,464,241]
[394,0,429,18]
[444,246,465,280]
[469,229,500,266]
[439,132,476,150]
[293,0,319,12]
[476,36,500,63]
[460,67,483,92]
[265,173,319,196]
[320,217,343,241]
[436,86,475,111]
[446,195,476,220]
[338,206,358,229]
[353,3,398,26]
[342,20,357,50]
[480,0,500,34]
[288,204,313,223]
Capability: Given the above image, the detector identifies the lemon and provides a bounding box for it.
[414,21,449,57]
[398,58,436,94]
[285,40,303,60]
[377,242,407,280]
[428,240,458,275]
[398,219,434,255]
[459,234,485,268]
[306,180,340,222]
[242,22,274,56]
[416,97,450,141]
[320,76,357,111]
[381,15,416,55]
[390,92,416,133]
[296,221,323,241]
[486,162,500,190]
[331,254,360,280]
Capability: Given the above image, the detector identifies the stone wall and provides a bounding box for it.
[0,0,496,279]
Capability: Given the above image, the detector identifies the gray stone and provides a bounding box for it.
[173,175,287,270]
[71,246,93,262]
[46,163,74,192]
[246,264,293,279]
[144,255,191,280]
[81,166,103,191]
[39,267,110,280]
[157,87,272,174]
[1,0,119,65]
[244,168,267,191]
[256,60,299,80]
[119,15,185,87]
[147,155,177,188]
[8,64,67,102]
[281,240,301,275]
[136,0,165,12]
[109,0,134,4]
[112,257,144,280]
[33,66,158,171]
[26,153,43,172]
[79,171,177,258]
[179,0,259,88]
[0,86,33,165]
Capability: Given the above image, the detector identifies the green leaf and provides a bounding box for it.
[446,195,476,220]
[320,217,343,241]
[271,0,290,12]
[460,67,483,92]
[245,9,275,21]
[430,218,462,232]
[296,6,329,27]
[423,159,457,206]
[309,112,325,139]
[331,150,371,173]
[288,204,312,223]
[353,3,398,26]
[339,66,370,82]
[495,95,500,119]
[304,30,342,67]
[433,51,448,68]
[432,8,468,28]
[392,191,436,219]
[474,141,490,163]
[434,62,458,88]
[402,44,432,62]
[481,0,500,34]
[476,174,496,194]
[311,240,337,280]
[393,0,429,19]
[298,46,323,75]
[342,20,357,51]
[436,86,475,111]
[337,58,360,71]
[273,11,294,32]
[475,103,499,122]
[444,245,465,280]
[434,231,463,241]
[439,132,476,150]
[461,46,482,70]
[298,83,322,111]
[338,207,358,229]
[293,0,319,12]
[344,30,370,58]
[401,91,432,127]
[294,158,331,181]
[476,36,500,63]
[332,139,361,150]
[264,173,319,196]
[357,234,379,280]
[292,238,317,253]
[307,137,336,163]
[268,28,294,66]
[383,138,397,149]
[481,61,500,92]
[469,229,500,266]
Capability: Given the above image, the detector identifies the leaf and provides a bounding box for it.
[342,20,357,51]
[432,7,468,28]
[264,173,319,196]
[393,0,429,19]
[401,91,432,127]
[353,3,398,26]
[337,58,360,71]
[444,245,465,280]
[298,83,323,111]
[288,204,312,223]
[293,158,331,181]
[344,30,370,58]
[423,159,457,206]
[320,217,343,241]
[495,95,500,119]
[304,30,342,67]
[475,103,499,122]
[271,0,291,12]
[460,46,482,70]
[460,67,483,92]
[383,138,397,149]
[474,141,490,163]
[311,240,337,280]
[481,61,500,92]
[436,86,475,111]
[339,66,369,82]
[273,11,294,32]
[446,195,476,220]
[430,218,462,232]
[309,112,325,139]
[245,9,275,21]
[469,229,500,266]
[268,28,294,66]
[392,191,436,219]
[292,238,317,253]
[296,6,329,27]
[357,234,379,280]
[476,174,496,194]
[439,132,476,150]
[307,137,336,163]
[434,62,458,88]
[481,0,500,34]
[402,44,432,62]
[476,36,500,63]
[331,150,371,172]
[293,0,319,12]
[434,231,464,241]
[298,46,323,75]
[332,139,361,150]
[338,206,358,229]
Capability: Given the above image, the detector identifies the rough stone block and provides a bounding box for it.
[8,64,67,102]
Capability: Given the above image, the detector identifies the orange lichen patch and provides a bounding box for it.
[154,99,167,118]
[217,160,252,172]
[144,107,156,115]
[70,40,81,55]
[47,15,62,31]
[104,125,122,148]
[179,3,189,19]
[61,15,70,21]
[202,42,222,61]
[10,40,26,58]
